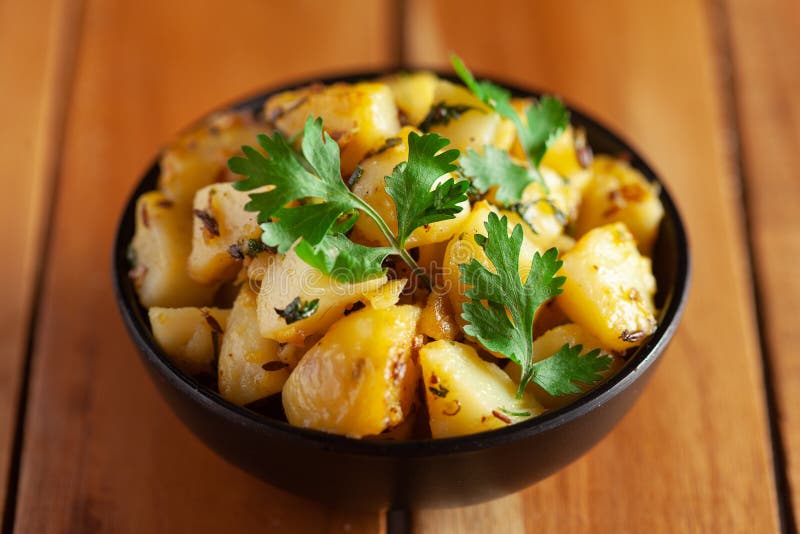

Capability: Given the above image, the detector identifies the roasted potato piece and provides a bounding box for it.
[350,127,471,248]
[188,183,266,285]
[265,82,400,175]
[149,307,229,375]
[382,71,438,126]
[506,323,622,409]
[418,291,459,341]
[282,305,422,438]
[576,156,664,255]
[420,340,543,438]
[557,223,657,351]
[129,192,218,307]
[428,80,515,154]
[218,286,298,406]
[257,248,388,345]
[159,111,266,206]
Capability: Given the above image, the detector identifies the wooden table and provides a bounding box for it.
[1,0,797,531]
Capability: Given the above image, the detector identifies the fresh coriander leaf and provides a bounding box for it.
[275,296,320,325]
[295,235,392,284]
[523,96,570,166]
[450,55,522,128]
[461,146,537,204]
[451,55,570,177]
[459,211,565,397]
[229,116,358,251]
[530,344,612,396]
[419,102,476,132]
[384,132,465,247]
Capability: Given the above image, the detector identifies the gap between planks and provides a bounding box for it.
[704,0,796,531]
[0,0,86,532]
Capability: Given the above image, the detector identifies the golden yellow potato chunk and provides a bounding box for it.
[382,71,439,126]
[576,156,664,255]
[350,127,470,248]
[187,183,265,285]
[506,323,622,409]
[129,192,218,307]
[557,223,657,352]
[419,340,543,438]
[218,286,299,406]
[265,82,400,175]
[282,305,422,438]
[159,111,266,206]
[149,306,229,375]
[428,80,514,154]
[257,248,388,345]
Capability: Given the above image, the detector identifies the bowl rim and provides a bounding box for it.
[112,70,691,458]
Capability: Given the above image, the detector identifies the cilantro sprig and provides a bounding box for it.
[451,55,569,203]
[229,116,465,285]
[459,212,612,397]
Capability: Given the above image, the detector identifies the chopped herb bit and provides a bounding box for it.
[366,137,402,158]
[620,329,646,343]
[498,407,531,418]
[246,238,271,257]
[428,384,450,398]
[193,209,219,237]
[347,166,364,187]
[274,297,320,325]
[202,310,224,333]
[419,102,475,132]
[262,360,289,372]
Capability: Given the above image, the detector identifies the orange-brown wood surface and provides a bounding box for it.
[0,0,795,532]
[726,0,800,523]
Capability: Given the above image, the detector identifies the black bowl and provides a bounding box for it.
[112,72,690,511]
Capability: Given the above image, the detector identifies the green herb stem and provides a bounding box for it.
[350,193,432,290]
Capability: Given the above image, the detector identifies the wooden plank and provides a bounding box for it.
[12,1,395,532]
[0,0,82,522]
[405,0,780,531]
[724,0,800,523]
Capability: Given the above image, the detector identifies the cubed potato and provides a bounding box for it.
[576,156,664,255]
[442,201,540,327]
[418,291,459,341]
[539,126,587,177]
[282,305,422,438]
[382,71,439,126]
[265,82,400,175]
[148,307,230,376]
[557,223,657,351]
[128,192,218,307]
[187,183,266,285]
[419,340,543,438]
[257,248,389,345]
[428,80,515,154]
[350,127,471,248]
[506,323,622,409]
[159,111,267,206]
[217,286,299,406]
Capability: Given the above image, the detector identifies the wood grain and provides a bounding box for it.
[405,0,781,531]
[11,1,394,532]
[0,0,83,521]
[724,0,800,523]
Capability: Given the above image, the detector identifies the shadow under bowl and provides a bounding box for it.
[112,72,690,510]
